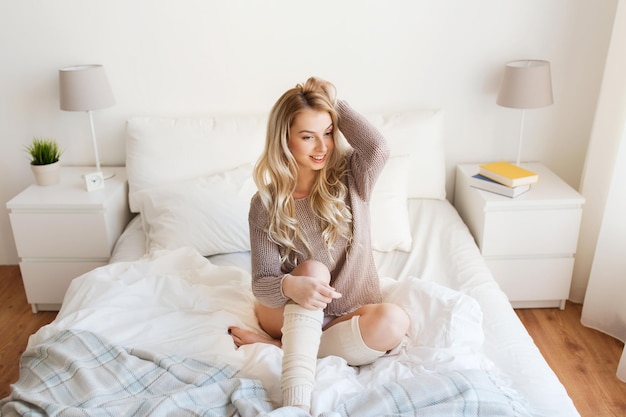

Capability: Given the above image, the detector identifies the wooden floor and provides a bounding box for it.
[0,265,57,399]
[1,265,625,415]
[516,303,626,417]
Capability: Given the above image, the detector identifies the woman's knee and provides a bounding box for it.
[359,303,410,351]
[291,259,331,283]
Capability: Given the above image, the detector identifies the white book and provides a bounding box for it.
[469,174,531,198]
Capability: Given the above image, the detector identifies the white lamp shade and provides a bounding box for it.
[497,60,553,109]
[59,65,115,111]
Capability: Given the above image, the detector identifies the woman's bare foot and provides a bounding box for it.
[228,326,282,348]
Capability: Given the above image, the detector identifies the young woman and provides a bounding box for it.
[229,77,409,412]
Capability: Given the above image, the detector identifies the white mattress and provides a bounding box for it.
[31,199,578,417]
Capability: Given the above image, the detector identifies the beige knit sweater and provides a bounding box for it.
[248,100,390,316]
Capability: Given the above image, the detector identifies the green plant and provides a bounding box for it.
[25,137,62,165]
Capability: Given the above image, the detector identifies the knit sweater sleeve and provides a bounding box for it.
[336,100,390,200]
[248,193,290,308]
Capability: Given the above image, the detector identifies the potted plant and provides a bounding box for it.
[25,137,62,186]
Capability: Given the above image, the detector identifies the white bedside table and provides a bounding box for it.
[6,167,131,312]
[454,162,585,309]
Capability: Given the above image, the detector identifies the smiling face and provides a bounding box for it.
[288,109,335,176]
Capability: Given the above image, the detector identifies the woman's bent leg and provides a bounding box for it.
[280,303,323,410]
[319,303,409,366]
[230,258,329,345]
[318,315,386,366]
[255,302,285,340]
[229,302,283,347]
[279,260,329,410]
[231,259,330,410]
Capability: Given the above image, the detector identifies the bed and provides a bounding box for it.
[1,108,580,417]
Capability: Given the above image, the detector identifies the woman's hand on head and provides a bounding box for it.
[282,274,342,311]
[305,76,337,107]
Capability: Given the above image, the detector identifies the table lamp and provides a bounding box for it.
[496,60,553,166]
[59,65,115,179]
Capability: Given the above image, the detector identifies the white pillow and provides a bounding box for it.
[126,115,267,213]
[367,109,446,200]
[370,155,412,252]
[134,164,257,256]
[134,158,410,256]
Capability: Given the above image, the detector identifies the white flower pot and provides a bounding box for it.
[31,161,61,186]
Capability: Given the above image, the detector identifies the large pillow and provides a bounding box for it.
[134,159,412,256]
[126,115,267,213]
[367,109,445,200]
[370,155,412,252]
[134,164,257,256]
[125,109,445,213]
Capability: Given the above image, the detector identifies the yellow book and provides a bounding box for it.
[478,161,539,187]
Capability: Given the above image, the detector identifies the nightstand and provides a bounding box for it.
[6,167,131,312]
[454,162,585,309]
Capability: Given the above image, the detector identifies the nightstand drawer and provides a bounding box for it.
[10,212,113,258]
[19,261,106,304]
[486,257,574,301]
[481,208,582,256]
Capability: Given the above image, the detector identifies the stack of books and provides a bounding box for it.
[469,161,539,198]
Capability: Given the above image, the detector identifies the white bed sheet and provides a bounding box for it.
[31,199,579,417]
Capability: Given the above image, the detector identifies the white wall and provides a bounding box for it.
[0,0,617,265]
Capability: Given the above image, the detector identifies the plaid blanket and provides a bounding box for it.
[327,370,537,417]
[0,329,281,417]
[1,330,536,417]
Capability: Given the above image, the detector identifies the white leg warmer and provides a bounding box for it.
[318,315,386,366]
[280,303,324,408]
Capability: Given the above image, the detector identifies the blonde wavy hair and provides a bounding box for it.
[254,77,353,265]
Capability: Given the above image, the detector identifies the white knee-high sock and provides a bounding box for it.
[280,303,324,408]
[318,315,386,366]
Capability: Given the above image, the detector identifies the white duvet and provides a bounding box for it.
[30,246,492,412]
[27,199,579,417]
